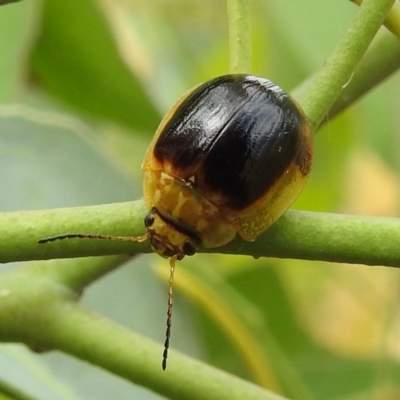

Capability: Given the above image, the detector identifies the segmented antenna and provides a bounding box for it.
[162,255,177,370]
[38,233,149,244]
[39,231,179,370]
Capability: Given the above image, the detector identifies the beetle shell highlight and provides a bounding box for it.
[142,74,312,259]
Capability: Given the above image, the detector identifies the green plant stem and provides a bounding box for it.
[0,266,287,400]
[222,210,400,267]
[29,256,131,291]
[49,307,286,400]
[2,201,400,267]
[227,0,251,73]
[293,0,400,121]
[382,0,400,38]
[300,0,396,131]
[350,0,400,39]
[293,28,400,122]
[325,29,400,121]
[0,201,151,263]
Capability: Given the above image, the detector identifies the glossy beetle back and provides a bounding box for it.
[143,74,312,245]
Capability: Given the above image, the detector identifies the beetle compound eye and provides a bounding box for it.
[144,214,155,228]
[183,241,196,256]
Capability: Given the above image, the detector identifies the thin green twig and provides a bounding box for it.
[227,0,252,73]
[301,0,396,131]
[292,28,400,123]
[0,267,287,400]
[350,0,400,39]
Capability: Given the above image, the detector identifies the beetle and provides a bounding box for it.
[39,74,313,369]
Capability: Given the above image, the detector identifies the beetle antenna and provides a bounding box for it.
[162,255,177,370]
[38,233,149,244]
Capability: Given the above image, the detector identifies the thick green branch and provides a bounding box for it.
[1,201,400,268]
[300,0,396,131]
[0,201,151,263]
[219,211,400,267]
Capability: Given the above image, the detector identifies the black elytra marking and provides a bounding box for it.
[153,75,243,175]
[153,74,305,210]
[197,90,304,209]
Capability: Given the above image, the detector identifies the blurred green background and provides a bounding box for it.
[1,0,400,399]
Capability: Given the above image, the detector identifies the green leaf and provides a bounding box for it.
[29,0,160,133]
[0,105,195,399]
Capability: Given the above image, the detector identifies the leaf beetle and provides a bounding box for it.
[142,74,312,260]
[39,74,313,369]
